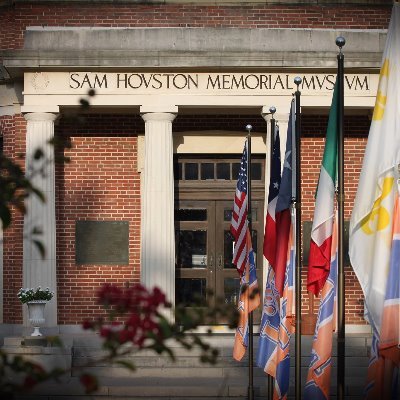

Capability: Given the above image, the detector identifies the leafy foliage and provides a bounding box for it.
[17,287,54,304]
[0,153,44,229]
[1,284,237,396]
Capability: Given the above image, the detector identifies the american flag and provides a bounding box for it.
[230,141,249,276]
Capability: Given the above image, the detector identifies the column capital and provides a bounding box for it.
[21,105,59,114]
[261,105,276,123]
[274,112,290,125]
[141,112,177,123]
[261,112,273,124]
[24,112,59,122]
[140,105,178,115]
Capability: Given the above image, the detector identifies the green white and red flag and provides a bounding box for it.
[307,80,338,295]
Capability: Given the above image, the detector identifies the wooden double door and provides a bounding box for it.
[175,199,264,324]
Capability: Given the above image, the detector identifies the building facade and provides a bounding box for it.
[0,0,393,335]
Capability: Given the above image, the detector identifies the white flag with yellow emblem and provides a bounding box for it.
[349,3,400,336]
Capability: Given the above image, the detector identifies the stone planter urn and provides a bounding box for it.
[27,300,47,336]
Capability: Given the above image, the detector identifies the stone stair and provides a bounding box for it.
[3,333,377,399]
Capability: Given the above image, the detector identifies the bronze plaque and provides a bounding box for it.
[75,221,129,265]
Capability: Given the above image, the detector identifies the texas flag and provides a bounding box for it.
[274,101,295,296]
[257,126,281,376]
[263,126,281,266]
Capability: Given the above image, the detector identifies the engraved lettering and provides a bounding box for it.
[65,72,372,93]
[355,76,369,91]
[231,75,245,90]
[207,75,221,89]
[117,73,128,89]
[173,74,188,89]
[245,75,259,90]
[163,74,174,89]
[69,73,80,89]
[128,74,142,89]
[285,74,294,90]
[220,74,230,89]
[260,75,268,90]
[345,76,357,90]
[302,76,315,90]
[142,73,152,89]
[326,74,335,90]
[273,75,285,90]
[81,73,93,89]
[152,74,162,89]
[94,74,108,89]
[315,75,326,90]
[188,74,199,89]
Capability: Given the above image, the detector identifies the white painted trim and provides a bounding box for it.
[21,105,60,114]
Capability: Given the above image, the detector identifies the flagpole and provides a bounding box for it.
[268,108,276,400]
[246,124,254,400]
[336,36,346,400]
[294,77,302,400]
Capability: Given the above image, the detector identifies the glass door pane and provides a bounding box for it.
[215,200,263,324]
[175,201,216,314]
[176,230,207,269]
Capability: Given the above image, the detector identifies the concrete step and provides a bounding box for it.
[5,332,380,399]
[13,375,371,399]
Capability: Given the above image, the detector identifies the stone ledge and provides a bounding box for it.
[0,49,382,80]
[23,27,387,54]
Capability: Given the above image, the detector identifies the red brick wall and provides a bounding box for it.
[55,115,142,324]
[1,112,368,325]
[0,114,26,324]
[0,2,391,50]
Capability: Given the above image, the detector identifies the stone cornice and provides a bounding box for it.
[0,27,386,79]
[0,49,383,74]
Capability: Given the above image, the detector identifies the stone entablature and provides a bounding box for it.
[21,71,379,113]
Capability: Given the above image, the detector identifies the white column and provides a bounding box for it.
[274,113,290,167]
[140,111,176,307]
[23,112,58,328]
[261,110,273,292]
[261,110,274,208]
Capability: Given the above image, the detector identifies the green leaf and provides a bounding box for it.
[32,240,46,259]
[0,206,11,229]
[79,99,90,109]
[47,336,63,347]
[31,187,45,203]
[115,360,136,371]
[33,148,44,160]
[157,317,172,338]
[32,226,43,235]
